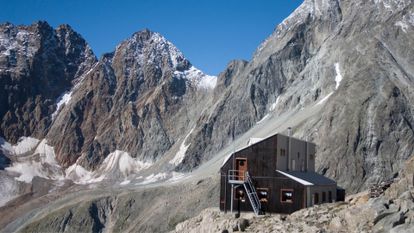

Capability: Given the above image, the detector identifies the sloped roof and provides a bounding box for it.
[276,170,336,186]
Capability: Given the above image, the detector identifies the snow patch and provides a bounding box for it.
[52,91,72,120]
[139,172,169,185]
[257,114,270,124]
[334,63,343,90]
[117,151,153,176]
[374,0,410,11]
[395,21,408,32]
[316,92,334,105]
[0,137,39,156]
[174,66,217,90]
[269,96,281,111]
[395,11,414,33]
[169,128,195,166]
[5,139,63,183]
[65,163,104,184]
[168,172,186,183]
[65,150,152,184]
[6,162,46,183]
[120,180,131,185]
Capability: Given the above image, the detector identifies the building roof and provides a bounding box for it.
[276,170,336,186]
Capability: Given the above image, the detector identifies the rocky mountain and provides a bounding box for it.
[178,0,414,193]
[46,29,216,170]
[1,0,414,231]
[2,0,413,193]
[0,21,96,144]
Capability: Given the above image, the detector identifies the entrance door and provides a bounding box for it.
[235,158,247,181]
[313,193,319,205]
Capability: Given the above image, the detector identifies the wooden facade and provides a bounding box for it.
[219,133,340,214]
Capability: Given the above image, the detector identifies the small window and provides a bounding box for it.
[281,189,294,203]
[309,154,314,160]
[280,149,286,156]
[257,188,269,203]
[297,152,300,158]
[322,192,326,202]
[328,191,332,203]
[234,187,246,202]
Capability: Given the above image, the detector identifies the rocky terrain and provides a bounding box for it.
[1,0,414,232]
[173,157,414,233]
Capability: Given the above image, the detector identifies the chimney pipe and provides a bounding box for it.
[305,136,308,172]
[287,127,292,171]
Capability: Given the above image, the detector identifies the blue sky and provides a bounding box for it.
[1,0,303,75]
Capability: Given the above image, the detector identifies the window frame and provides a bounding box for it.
[280,189,294,204]
[257,188,270,203]
[234,186,246,202]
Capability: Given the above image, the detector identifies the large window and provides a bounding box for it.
[281,189,294,203]
[257,188,269,203]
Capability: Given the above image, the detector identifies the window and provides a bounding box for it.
[234,187,246,202]
[280,149,286,156]
[257,188,269,203]
[297,152,300,158]
[328,191,332,203]
[281,189,294,203]
[322,192,326,202]
[309,154,314,160]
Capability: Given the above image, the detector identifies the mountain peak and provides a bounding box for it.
[114,29,190,72]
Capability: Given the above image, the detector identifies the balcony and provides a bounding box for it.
[228,170,246,184]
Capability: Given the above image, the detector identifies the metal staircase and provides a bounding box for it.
[228,170,262,216]
[243,172,262,215]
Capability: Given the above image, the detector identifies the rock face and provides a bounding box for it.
[178,0,414,193]
[1,0,414,195]
[46,29,216,168]
[0,21,96,143]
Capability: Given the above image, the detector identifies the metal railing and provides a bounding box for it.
[244,172,261,215]
[227,170,262,215]
[228,170,245,182]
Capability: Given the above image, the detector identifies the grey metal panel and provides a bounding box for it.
[282,171,337,186]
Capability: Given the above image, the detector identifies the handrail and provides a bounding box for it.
[245,172,261,212]
[228,170,245,181]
